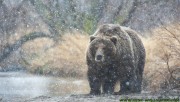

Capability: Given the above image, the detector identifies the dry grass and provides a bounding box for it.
[20,31,89,78]
[143,23,180,92]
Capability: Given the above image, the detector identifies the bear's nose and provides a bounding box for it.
[96,55,103,61]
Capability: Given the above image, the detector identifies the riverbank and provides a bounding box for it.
[2,92,179,102]
[0,72,179,102]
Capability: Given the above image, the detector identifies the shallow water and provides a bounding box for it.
[0,72,89,101]
[1,72,179,102]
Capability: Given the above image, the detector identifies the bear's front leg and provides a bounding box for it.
[102,77,116,94]
[102,68,117,94]
[88,71,101,95]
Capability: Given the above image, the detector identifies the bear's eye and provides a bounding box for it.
[94,45,99,49]
[102,47,106,50]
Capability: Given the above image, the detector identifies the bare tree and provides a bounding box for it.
[155,24,180,91]
[0,0,54,63]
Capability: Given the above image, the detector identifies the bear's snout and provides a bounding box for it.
[96,55,102,60]
[95,54,104,62]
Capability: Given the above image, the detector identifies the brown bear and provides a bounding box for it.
[86,24,145,95]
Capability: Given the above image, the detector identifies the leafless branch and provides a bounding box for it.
[162,26,180,44]
[0,32,53,63]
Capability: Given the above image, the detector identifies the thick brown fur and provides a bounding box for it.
[86,24,145,95]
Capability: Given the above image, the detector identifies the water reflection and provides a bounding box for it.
[0,72,89,100]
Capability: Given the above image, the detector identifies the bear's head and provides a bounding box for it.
[89,36,117,64]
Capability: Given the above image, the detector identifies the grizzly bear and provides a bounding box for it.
[86,24,145,95]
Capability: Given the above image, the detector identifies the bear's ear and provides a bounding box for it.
[90,36,96,42]
[113,26,121,32]
[110,36,117,45]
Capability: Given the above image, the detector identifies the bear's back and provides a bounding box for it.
[93,24,123,37]
[93,24,133,41]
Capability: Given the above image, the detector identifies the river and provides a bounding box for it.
[0,72,179,102]
[0,71,89,102]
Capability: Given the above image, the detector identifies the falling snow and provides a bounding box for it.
[0,0,179,101]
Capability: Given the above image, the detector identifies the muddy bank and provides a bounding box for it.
[5,92,179,102]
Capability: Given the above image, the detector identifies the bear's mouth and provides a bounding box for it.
[95,59,104,64]
[95,60,103,64]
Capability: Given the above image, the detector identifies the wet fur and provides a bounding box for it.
[86,24,145,95]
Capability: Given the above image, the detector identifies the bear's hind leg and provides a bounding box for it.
[114,77,141,95]
[118,80,131,94]
[118,78,141,95]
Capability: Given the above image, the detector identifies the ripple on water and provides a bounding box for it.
[0,72,89,101]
